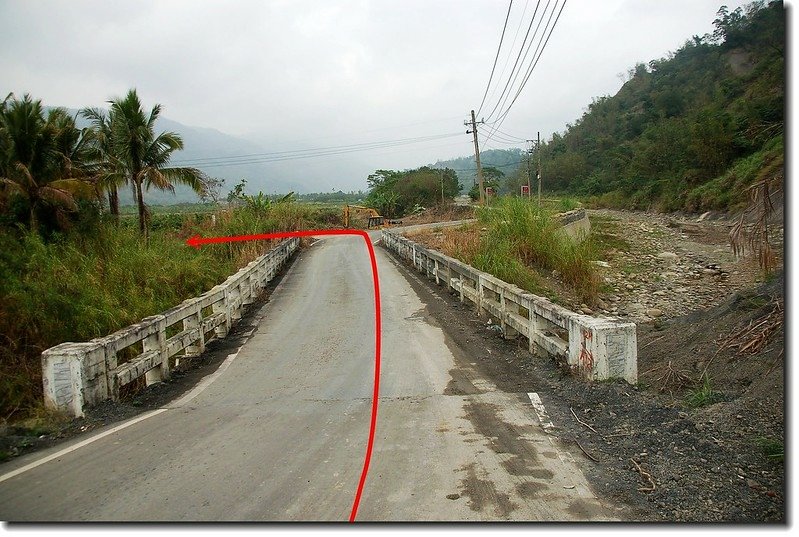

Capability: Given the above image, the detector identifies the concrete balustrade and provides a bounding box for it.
[381,229,637,384]
[41,238,300,417]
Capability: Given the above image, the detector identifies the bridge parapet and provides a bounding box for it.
[381,229,637,384]
[41,238,300,417]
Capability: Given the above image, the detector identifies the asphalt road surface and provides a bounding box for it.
[0,233,617,522]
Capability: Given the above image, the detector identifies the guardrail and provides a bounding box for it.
[41,238,300,417]
[381,229,637,384]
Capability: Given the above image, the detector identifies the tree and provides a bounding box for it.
[365,166,460,216]
[0,94,95,232]
[81,107,128,220]
[470,166,503,200]
[198,176,225,204]
[108,89,207,236]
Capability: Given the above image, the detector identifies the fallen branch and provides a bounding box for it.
[630,458,656,493]
[570,407,598,434]
[700,297,783,380]
[641,335,666,349]
[575,439,599,462]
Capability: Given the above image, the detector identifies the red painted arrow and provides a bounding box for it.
[186,228,365,249]
[187,229,381,522]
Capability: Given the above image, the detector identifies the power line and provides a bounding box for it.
[482,0,543,122]
[488,0,555,125]
[479,0,566,150]
[173,133,458,164]
[482,124,527,144]
[483,0,530,117]
[171,133,462,168]
[476,0,515,118]
[489,0,568,131]
[441,159,526,172]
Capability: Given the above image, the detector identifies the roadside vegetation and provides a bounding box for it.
[0,91,339,420]
[408,197,600,305]
[364,167,461,218]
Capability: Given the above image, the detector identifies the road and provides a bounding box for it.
[0,233,616,521]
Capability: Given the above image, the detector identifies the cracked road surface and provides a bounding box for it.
[0,233,617,521]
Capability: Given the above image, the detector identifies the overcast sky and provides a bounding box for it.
[0,0,773,191]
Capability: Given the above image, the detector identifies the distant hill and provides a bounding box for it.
[63,109,316,205]
[429,148,525,192]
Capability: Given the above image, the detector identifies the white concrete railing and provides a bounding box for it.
[381,230,637,384]
[41,238,300,417]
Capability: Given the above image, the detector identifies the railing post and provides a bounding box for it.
[230,284,243,321]
[568,317,637,383]
[41,342,105,417]
[477,274,485,316]
[144,314,168,385]
[499,288,518,338]
[183,302,205,356]
[103,340,120,401]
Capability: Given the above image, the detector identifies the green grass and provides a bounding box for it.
[755,437,784,463]
[587,216,631,256]
[0,202,334,419]
[684,136,784,213]
[473,197,600,304]
[558,197,581,212]
[685,375,718,408]
[619,262,641,275]
[592,232,632,255]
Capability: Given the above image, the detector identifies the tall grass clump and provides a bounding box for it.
[475,198,600,303]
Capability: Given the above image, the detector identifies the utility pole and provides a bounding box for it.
[440,169,444,204]
[526,139,534,198]
[465,110,485,205]
[536,131,542,206]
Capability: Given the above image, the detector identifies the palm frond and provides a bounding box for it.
[38,186,78,212]
[147,103,162,132]
[141,168,175,193]
[13,162,38,189]
[49,178,97,199]
[729,153,783,274]
[159,166,208,194]
[0,177,24,196]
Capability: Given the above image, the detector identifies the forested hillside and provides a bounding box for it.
[508,0,784,213]
[430,148,525,192]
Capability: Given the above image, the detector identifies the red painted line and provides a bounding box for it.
[187,229,381,522]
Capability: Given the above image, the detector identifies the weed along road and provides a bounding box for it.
[0,232,616,522]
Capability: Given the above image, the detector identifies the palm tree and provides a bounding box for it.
[81,107,127,221]
[108,89,207,236]
[0,94,95,232]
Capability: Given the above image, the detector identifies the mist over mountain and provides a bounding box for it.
[429,148,526,191]
[64,109,329,204]
[57,106,531,204]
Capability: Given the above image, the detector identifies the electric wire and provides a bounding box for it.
[476,0,514,118]
[480,0,566,149]
[488,0,555,125]
[491,0,567,129]
[482,0,531,118]
[172,133,463,169]
[482,0,543,122]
